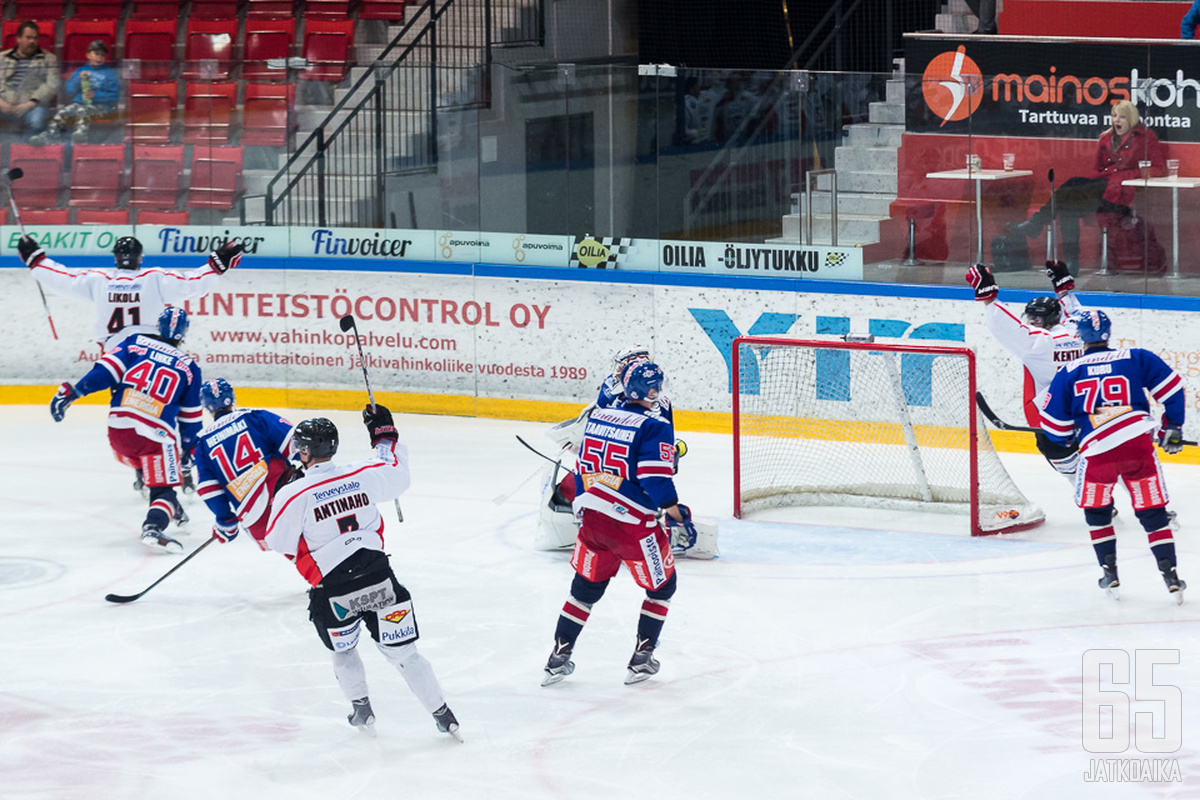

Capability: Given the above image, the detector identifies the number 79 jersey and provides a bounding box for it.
[194,408,295,528]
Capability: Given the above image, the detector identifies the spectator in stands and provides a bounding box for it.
[1009,100,1166,274]
[965,0,998,34]
[0,22,59,135]
[1183,0,1200,38]
[32,40,119,145]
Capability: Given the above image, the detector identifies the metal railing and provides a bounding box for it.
[261,0,543,227]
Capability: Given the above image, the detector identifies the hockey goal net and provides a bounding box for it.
[732,336,1044,536]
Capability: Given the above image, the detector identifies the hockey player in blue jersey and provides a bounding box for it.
[542,361,699,686]
[1041,310,1187,603]
[193,378,296,548]
[49,306,202,553]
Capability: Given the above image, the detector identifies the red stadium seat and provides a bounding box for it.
[129,0,182,19]
[76,209,131,224]
[125,80,179,144]
[246,0,296,17]
[183,81,238,145]
[300,19,355,82]
[62,19,118,72]
[241,82,296,146]
[358,0,406,21]
[190,0,240,19]
[13,2,64,22]
[303,0,352,19]
[8,143,64,209]
[23,209,71,224]
[69,144,125,208]
[123,19,177,81]
[242,18,295,82]
[129,145,185,208]
[182,19,238,81]
[71,1,124,20]
[186,145,244,210]
[137,209,191,225]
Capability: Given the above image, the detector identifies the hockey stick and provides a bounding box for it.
[104,535,218,604]
[5,167,58,340]
[339,314,403,523]
[515,434,562,466]
[1048,168,1060,264]
[976,391,1197,445]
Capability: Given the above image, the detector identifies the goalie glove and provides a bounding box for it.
[965,263,997,302]
[17,235,45,268]
[50,381,79,422]
[212,519,239,544]
[1044,260,1075,294]
[208,241,244,275]
[1158,417,1185,455]
[362,404,399,447]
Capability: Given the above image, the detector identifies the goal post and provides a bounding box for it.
[732,336,1044,536]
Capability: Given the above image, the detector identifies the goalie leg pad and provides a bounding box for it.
[680,520,719,560]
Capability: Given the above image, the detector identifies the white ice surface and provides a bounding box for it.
[2,405,1199,799]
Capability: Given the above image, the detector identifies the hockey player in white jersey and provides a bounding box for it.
[966,259,1086,476]
[17,234,244,352]
[263,407,461,740]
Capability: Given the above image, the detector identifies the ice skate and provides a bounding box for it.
[1098,555,1120,600]
[432,703,463,742]
[141,524,183,555]
[347,697,376,736]
[171,499,190,528]
[541,639,575,686]
[1158,559,1186,605]
[624,637,660,685]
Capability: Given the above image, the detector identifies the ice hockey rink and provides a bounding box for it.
[2,403,1199,800]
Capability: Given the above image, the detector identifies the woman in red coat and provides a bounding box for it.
[1012,100,1166,273]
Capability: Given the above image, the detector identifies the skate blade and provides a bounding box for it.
[445,723,463,743]
[1105,586,1120,600]
[141,537,183,555]
[541,671,568,687]
[624,669,655,685]
[355,723,377,738]
[1172,589,1184,606]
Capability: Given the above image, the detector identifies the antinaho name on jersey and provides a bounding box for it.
[313,491,371,522]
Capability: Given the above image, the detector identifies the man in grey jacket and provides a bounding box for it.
[0,22,59,134]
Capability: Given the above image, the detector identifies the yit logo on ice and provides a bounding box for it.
[922,46,984,126]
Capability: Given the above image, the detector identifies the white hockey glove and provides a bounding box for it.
[212,519,239,544]
[547,403,595,449]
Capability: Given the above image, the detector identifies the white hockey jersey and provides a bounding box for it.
[983,294,1084,426]
[29,256,224,350]
[264,442,411,586]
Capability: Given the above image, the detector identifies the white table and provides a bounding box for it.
[1121,176,1200,278]
[926,168,1033,262]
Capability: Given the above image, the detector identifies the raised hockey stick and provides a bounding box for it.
[976,391,1197,445]
[1048,168,1060,264]
[5,167,58,340]
[104,535,218,604]
[339,314,403,523]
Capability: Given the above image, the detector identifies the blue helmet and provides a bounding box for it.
[622,361,665,402]
[200,378,235,413]
[157,306,190,343]
[1076,309,1111,344]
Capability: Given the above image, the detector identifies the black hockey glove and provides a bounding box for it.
[363,404,399,447]
[1158,423,1185,455]
[1044,260,1075,294]
[50,381,79,422]
[17,234,45,268]
[965,263,997,302]
[208,240,244,274]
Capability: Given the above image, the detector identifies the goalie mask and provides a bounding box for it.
[294,418,339,461]
[611,345,651,377]
[113,236,144,270]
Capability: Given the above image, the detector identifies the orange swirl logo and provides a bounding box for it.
[922,46,984,126]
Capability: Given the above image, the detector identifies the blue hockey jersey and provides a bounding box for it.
[1041,346,1185,456]
[194,408,295,527]
[75,333,203,449]
[572,399,679,527]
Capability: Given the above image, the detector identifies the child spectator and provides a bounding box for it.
[31,40,118,144]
